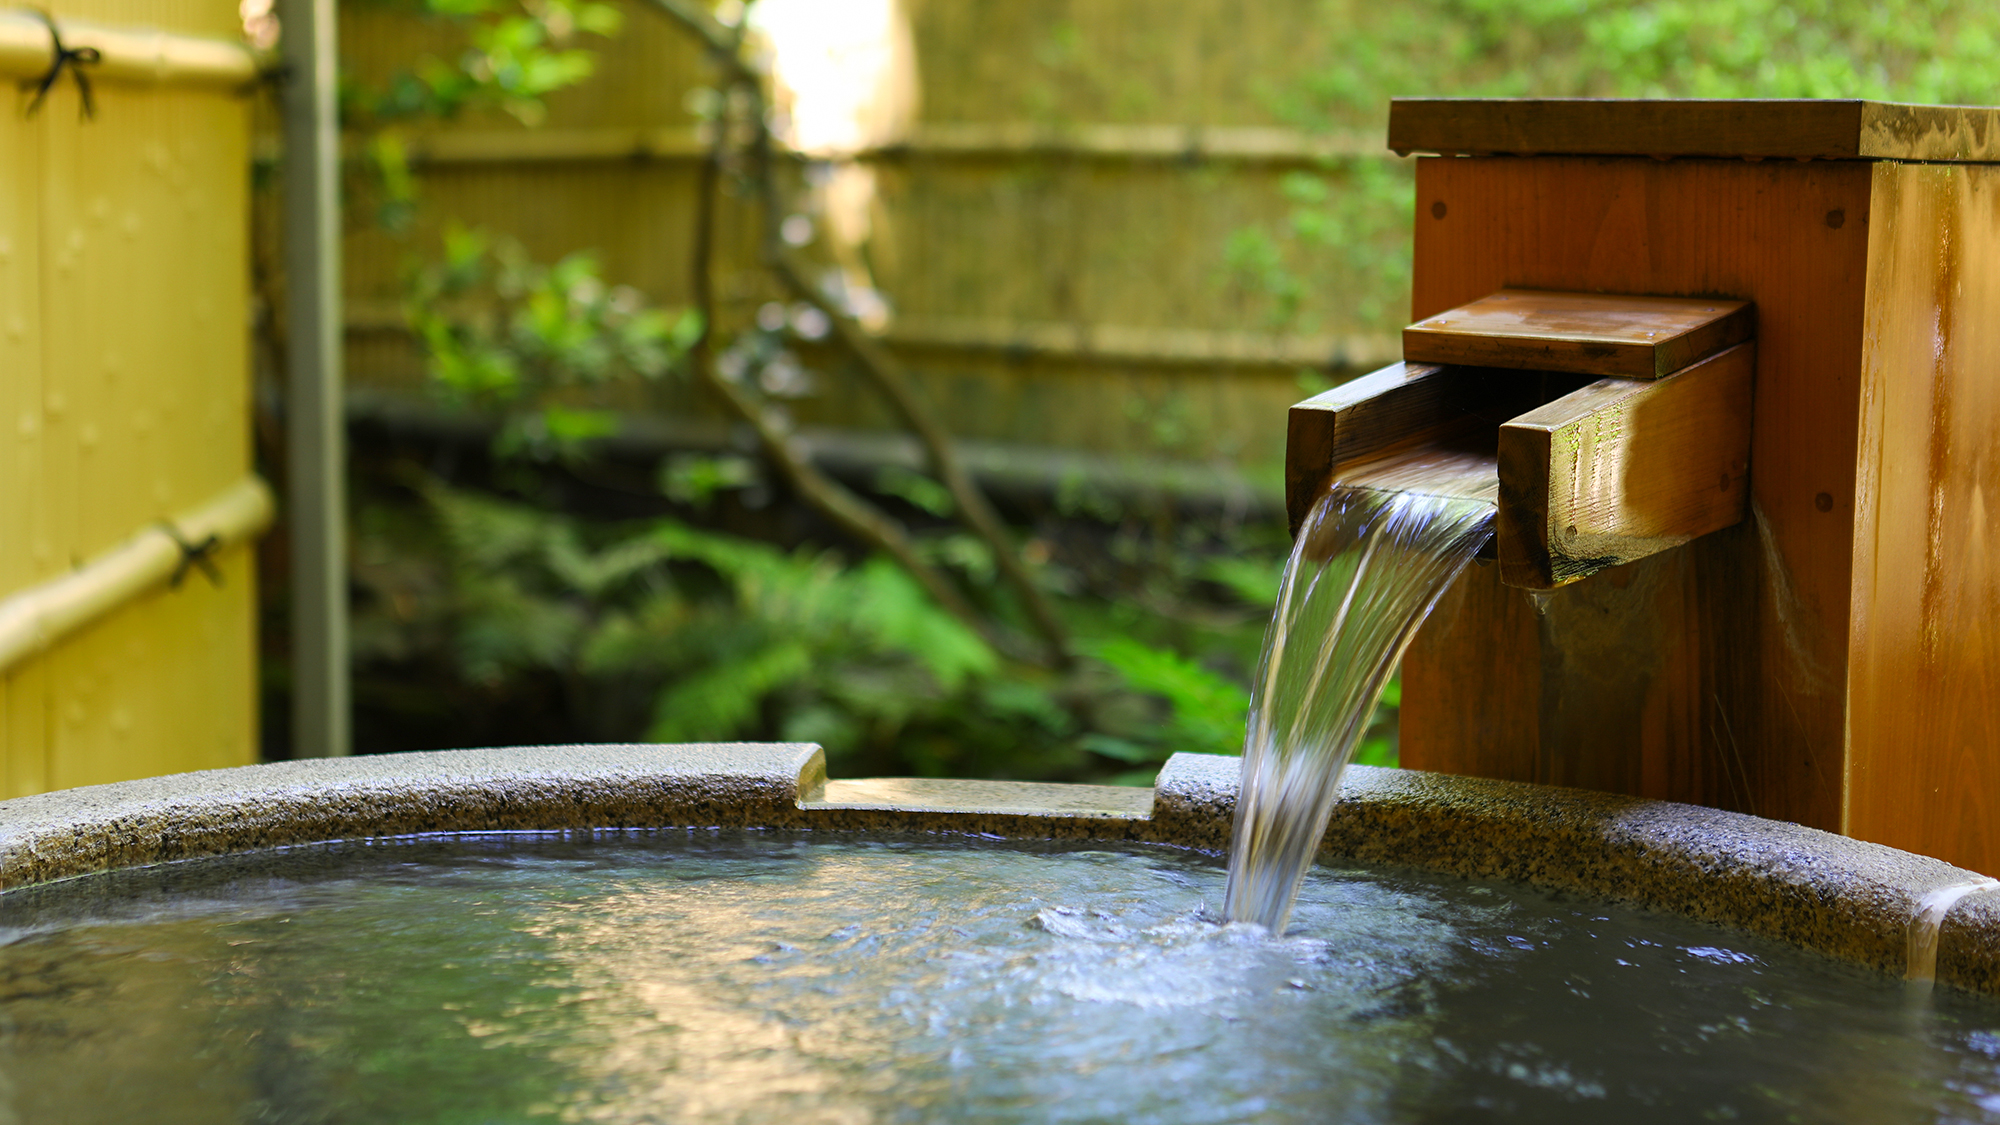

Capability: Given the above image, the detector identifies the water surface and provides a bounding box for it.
[3,831,1999,1124]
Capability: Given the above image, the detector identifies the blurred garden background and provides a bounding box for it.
[253,0,2000,782]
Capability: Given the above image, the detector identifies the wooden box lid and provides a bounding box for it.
[1389,98,2000,163]
[1402,290,1754,380]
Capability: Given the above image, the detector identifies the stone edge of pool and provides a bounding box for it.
[2,742,1997,998]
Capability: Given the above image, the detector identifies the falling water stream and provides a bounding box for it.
[1225,445,1500,932]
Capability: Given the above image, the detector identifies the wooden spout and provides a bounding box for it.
[1284,289,1757,588]
[1495,343,1755,590]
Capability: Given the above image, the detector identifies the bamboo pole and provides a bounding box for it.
[0,478,275,674]
[0,9,257,90]
[280,0,349,758]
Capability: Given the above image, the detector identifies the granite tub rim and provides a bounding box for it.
[2,743,1998,999]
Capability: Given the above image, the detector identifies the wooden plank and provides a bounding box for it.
[1288,362,1445,532]
[1284,361,1584,533]
[1858,102,2000,164]
[1407,536,1754,806]
[1497,343,1754,590]
[1845,162,2000,877]
[1402,289,1753,380]
[1399,155,1873,833]
[1390,99,2000,163]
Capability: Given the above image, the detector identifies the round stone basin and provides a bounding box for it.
[5,744,2000,1123]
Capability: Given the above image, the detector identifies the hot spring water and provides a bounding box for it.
[1225,447,1498,931]
[9,831,2000,1123]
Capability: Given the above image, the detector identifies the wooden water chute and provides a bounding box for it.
[1290,290,1756,591]
[1285,98,2000,878]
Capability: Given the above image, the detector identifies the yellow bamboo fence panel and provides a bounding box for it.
[0,3,266,797]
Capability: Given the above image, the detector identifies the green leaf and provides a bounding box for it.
[1199,555,1283,609]
[1080,733,1160,764]
[874,465,955,517]
[647,640,812,741]
[846,558,997,690]
[658,453,758,507]
[1087,637,1248,755]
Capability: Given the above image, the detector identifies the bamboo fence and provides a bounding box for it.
[0,0,264,797]
[332,0,1405,473]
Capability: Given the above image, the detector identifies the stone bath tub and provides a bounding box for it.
[6,743,2000,1121]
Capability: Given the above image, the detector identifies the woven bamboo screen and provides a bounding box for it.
[336,0,1402,471]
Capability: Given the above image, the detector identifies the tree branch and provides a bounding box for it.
[677,24,1026,661]
[768,254,1074,666]
[642,0,1075,668]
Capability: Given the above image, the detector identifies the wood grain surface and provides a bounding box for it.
[1285,361,1586,533]
[1399,155,1874,836]
[1845,162,2000,875]
[1402,289,1753,379]
[1286,362,1446,534]
[1390,99,2000,163]
[1497,343,1754,590]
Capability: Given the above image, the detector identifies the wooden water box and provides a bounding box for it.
[1285,99,2000,876]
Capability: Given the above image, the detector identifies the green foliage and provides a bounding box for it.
[350,459,1314,782]
[404,227,702,462]
[874,465,956,517]
[1199,555,1284,610]
[658,453,761,508]
[354,0,623,126]
[1289,0,2000,124]
[1237,0,2000,335]
[375,479,1034,767]
[343,0,623,229]
[1082,638,1249,779]
[1444,0,2000,103]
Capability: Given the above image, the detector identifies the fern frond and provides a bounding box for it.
[646,639,812,741]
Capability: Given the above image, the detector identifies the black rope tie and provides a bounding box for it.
[163,524,225,589]
[21,10,100,120]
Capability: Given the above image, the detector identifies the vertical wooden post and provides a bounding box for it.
[1845,161,2000,871]
[281,0,350,758]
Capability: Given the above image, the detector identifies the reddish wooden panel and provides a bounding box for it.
[1400,155,1872,833]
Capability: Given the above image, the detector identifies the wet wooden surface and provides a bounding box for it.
[1390,99,2000,163]
[1287,362,1446,533]
[1284,361,1582,534]
[1403,289,1753,379]
[1399,155,1873,837]
[1497,343,1754,589]
[1845,162,2000,875]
